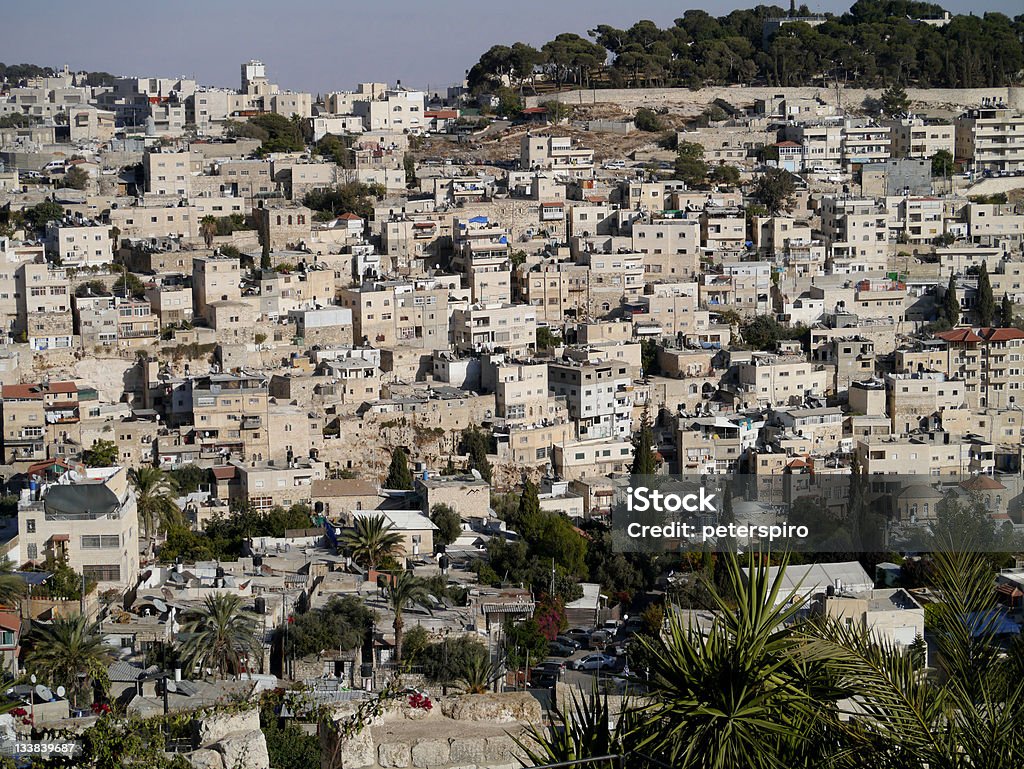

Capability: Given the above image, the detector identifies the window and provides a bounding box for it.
[83,565,120,582]
[81,535,121,549]
[26,519,35,534]
[26,543,38,560]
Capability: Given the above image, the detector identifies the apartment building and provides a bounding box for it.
[339,277,452,349]
[955,106,1024,173]
[841,122,893,167]
[256,267,334,320]
[14,260,73,352]
[966,203,1024,241]
[192,254,242,321]
[379,213,448,274]
[17,466,140,589]
[927,326,1024,410]
[886,373,966,434]
[171,373,271,463]
[552,437,633,481]
[890,119,955,159]
[782,121,843,170]
[451,302,537,356]
[144,285,193,326]
[492,360,550,424]
[352,88,425,132]
[143,150,202,197]
[45,220,113,267]
[856,431,994,476]
[0,381,78,464]
[734,352,828,407]
[520,135,594,178]
[628,282,704,339]
[819,197,889,269]
[230,458,326,510]
[700,206,746,252]
[632,218,700,278]
[547,359,633,441]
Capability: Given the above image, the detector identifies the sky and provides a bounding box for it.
[2,0,1019,95]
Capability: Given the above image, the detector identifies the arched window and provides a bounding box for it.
[276,215,282,225]
[287,215,293,225]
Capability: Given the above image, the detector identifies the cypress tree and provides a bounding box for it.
[976,262,995,327]
[1001,293,1014,328]
[630,406,657,476]
[384,446,414,490]
[942,273,959,327]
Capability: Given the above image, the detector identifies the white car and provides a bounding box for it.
[572,653,616,671]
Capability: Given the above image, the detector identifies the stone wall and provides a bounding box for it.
[321,692,541,769]
[184,707,271,769]
[527,85,1013,116]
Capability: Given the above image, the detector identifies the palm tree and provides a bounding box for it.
[342,514,403,572]
[0,564,25,609]
[515,687,641,766]
[179,593,260,679]
[456,648,501,694]
[200,215,218,249]
[386,571,432,662]
[805,549,1024,767]
[129,466,182,541]
[24,615,113,708]
[632,553,840,768]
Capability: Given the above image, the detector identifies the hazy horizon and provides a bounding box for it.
[3,0,1021,95]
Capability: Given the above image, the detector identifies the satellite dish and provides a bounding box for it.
[152,598,168,614]
[56,686,66,698]
[470,468,482,480]
[30,675,36,685]
[35,685,53,702]
[161,587,174,601]
[166,681,177,694]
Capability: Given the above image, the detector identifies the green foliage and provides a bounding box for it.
[403,152,417,187]
[130,466,182,539]
[158,503,316,562]
[880,83,911,117]
[630,407,658,476]
[34,556,93,600]
[418,635,488,684]
[503,617,548,669]
[634,108,664,132]
[179,593,260,678]
[315,133,355,167]
[75,278,109,297]
[429,503,462,547]
[496,87,523,117]
[24,614,112,708]
[536,325,561,350]
[0,113,40,128]
[169,463,209,494]
[753,168,797,214]
[303,182,384,221]
[740,315,806,351]
[243,113,306,155]
[113,270,146,299]
[66,713,190,769]
[1001,293,1014,328]
[975,261,995,327]
[640,338,661,376]
[384,446,414,490]
[387,571,433,661]
[540,100,572,122]
[63,165,90,190]
[212,212,252,236]
[674,141,707,187]
[931,149,955,177]
[286,595,375,658]
[942,273,960,326]
[23,200,65,232]
[83,438,118,467]
[709,164,741,186]
[459,425,493,483]
[342,514,404,571]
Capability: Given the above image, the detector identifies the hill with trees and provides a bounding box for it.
[467,1,1024,93]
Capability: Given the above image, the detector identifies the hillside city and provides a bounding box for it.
[0,2,1024,767]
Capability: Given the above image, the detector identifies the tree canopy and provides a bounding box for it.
[467,5,1024,90]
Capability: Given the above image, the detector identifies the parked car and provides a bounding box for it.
[528,672,558,689]
[534,660,566,677]
[571,653,616,671]
[548,641,576,657]
[589,630,613,648]
[555,634,581,649]
[565,629,591,648]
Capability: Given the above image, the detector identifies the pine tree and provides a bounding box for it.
[976,262,995,327]
[1001,293,1014,328]
[630,406,657,476]
[384,446,413,490]
[942,273,960,327]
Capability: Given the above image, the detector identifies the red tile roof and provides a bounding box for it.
[211,466,237,481]
[338,213,363,221]
[521,107,548,114]
[980,327,1024,342]
[960,475,1005,491]
[1,381,77,399]
[425,110,458,119]
[935,328,982,343]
